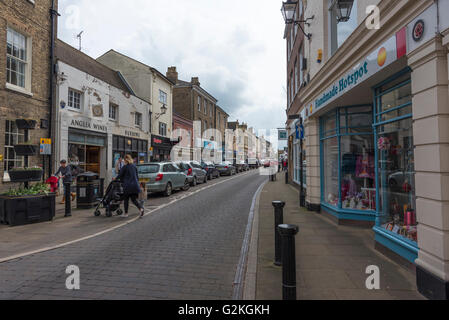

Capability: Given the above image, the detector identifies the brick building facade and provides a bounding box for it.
[0,0,56,191]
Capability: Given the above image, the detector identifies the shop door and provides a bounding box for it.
[86,146,101,174]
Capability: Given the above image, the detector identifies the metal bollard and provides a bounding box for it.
[278,224,299,300]
[64,183,72,217]
[285,171,288,184]
[272,201,285,266]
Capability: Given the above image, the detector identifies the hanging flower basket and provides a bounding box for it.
[8,168,43,183]
[15,119,37,130]
[13,144,39,156]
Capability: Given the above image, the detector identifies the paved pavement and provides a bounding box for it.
[254,173,425,300]
[0,170,267,300]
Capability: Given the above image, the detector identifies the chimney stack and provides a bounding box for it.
[166,66,178,84]
[191,77,200,86]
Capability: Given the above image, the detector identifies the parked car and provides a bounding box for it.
[201,161,220,180]
[235,160,249,173]
[215,161,236,176]
[175,162,195,186]
[137,162,190,197]
[187,161,208,186]
[248,158,259,169]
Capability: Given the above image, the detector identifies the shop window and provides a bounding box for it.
[321,105,374,210]
[68,88,82,110]
[374,75,416,243]
[3,120,26,173]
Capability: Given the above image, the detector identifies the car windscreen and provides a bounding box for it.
[138,164,160,174]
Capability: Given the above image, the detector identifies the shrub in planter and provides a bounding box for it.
[13,144,39,156]
[0,184,55,227]
[15,119,37,130]
[8,167,43,182]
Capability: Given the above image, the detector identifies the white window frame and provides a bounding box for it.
[68,88,83,111]
[135,112,143,128]
[159,122,167,136]
[6,28,32,95]
[109,103,118,121]
[3,120,26,174]
[159,89,167,105]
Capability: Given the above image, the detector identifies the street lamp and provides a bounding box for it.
[331,0,355,23]
[155,104,168,120]
[281,1,314,40]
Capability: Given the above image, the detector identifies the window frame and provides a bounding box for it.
[159,122,167,137]
[6,27,31,92]
[159,89,168,105]
[68,88,83,111]
[3,120,26,173]
[135,112,143,128]
[109,103,118,121]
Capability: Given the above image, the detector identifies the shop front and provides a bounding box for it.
[151,135,173,162]
[112,128,149,167]
[303,26,420,263]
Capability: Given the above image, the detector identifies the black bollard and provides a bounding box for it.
[64,183,72,217]
[272,201,285,266]
[278,224,299,300]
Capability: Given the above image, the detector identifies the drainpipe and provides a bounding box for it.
[49,0,59,178]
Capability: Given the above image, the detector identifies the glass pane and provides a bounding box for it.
[322,112,337,137]
[378,117,417,243]
[340,134,375,211]
[322,137,339,207]
[381,105,412,122]
[379,82,411,114]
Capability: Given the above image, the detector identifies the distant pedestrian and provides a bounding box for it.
[283,159,288,171]
[115,154,145,218]
[115,157,125,177]
[54,160,75,204]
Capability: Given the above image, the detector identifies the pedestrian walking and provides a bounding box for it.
[283,159,288,171]
[115,154,145,218]
[54,160,75,204]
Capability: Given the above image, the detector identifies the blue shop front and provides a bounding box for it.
[305,29,419,263]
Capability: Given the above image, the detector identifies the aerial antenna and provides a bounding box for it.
[76,31,84,51]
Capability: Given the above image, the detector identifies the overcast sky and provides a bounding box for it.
[58,0,287,137]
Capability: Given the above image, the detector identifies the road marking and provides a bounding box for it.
[0,171,257,264]
[232,178,268,300]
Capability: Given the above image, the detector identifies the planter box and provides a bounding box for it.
[13,145,39,156]
[0,194,55,227]
[9,169,43,182]
[15,119,37,130]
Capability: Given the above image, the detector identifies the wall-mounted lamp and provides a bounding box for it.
[281,1,314,40]
[331,0,355,23]
[155,104,168,120]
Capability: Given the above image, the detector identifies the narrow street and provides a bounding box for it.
[0,171,266,300]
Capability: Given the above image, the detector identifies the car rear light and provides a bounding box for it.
[225,166,228,169]
[188,168,192,176]
[156,173,164,182]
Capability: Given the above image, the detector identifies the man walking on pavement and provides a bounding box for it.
[54,160,75,204]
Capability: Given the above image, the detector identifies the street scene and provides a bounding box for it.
[1,0,449,307]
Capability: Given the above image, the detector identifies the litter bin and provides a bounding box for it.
[76,172,103,209]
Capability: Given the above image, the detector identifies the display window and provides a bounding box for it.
[374,73,416,243]
[320,105,374,212]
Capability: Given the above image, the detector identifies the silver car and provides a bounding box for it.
[187,161,207,186]
[137,162,190,197]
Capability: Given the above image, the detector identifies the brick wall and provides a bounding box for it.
[0,0,55,191]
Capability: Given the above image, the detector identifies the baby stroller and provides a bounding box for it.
[94,180,124,217]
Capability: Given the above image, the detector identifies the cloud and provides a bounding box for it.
[58,0,287,132]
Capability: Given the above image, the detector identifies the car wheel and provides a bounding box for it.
[203,176,207,183]
[164,182,172,197]
[182,180,190,191]
[192,177,197,187]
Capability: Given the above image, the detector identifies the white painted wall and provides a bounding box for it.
[55,61,151,184]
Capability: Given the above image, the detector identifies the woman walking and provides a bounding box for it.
[115,154,145,218]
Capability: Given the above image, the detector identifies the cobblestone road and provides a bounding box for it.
[0,171,267,300]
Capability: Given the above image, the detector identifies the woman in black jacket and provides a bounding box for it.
[115,154,145,218]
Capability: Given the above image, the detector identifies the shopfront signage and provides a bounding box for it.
[125,130,140,138]
[70,119,107,133]
[309,32,404,116]
[278,130,288,141]
[153,138,163,145]
[412,20,425,42]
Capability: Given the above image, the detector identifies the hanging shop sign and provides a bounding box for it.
[308,29,407,116]
[278,130,288,141]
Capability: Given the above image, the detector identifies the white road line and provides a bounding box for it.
[0,171,257,264]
